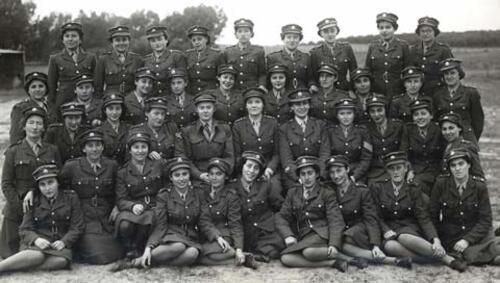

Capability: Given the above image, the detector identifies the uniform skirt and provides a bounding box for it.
[114,209,155,237]
[344,223,372,250]
[244,226,285,257]
[382,223,423,246]
[21,244,73,262]
[201,236,234,256]
[75,233,124,264]
[447,231,500,265]
[162,232,202,251]
[281,231,328,254]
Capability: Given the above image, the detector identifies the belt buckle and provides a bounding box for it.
[92,195,98,207]
[382,72,389,82]
[144,195,151,205]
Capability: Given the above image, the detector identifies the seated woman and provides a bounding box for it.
[310,64,349,123]
[123,67,155,126]
[264,64,292,124]
[350,68,375,125]
[275,156,347,271]
[370,151,467,271]
[325,155,412,269]
[430,149,500,266]
[0,164,84,273]
[213,64,245,125]
[228,151,285,262]
[165,69,198,128]
[198,158,255,268]
[72,74,103,127]
[390,67,428,123]
[58,129,123,264]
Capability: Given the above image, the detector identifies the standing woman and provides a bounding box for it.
[10,72,49,144]
[47,22,96,122]
[267,24,315,91]
[390,66,427,122]
[165,69,198,128]
[228,151,285,262]
[365,13,410,100]
[143,26,187,96]
[114,131,167,259]
[275,156,347,270]
[430,149,500,266]
[310,18,358,91]
[350,68,375,124]
[0,165,84,273]
[433,58,484,145]
[59,129,123,264]
[409,17,453,97]
[94,25,144,97]
[72,74,103,127]
[123,67,155,126]
[319,98,372,183]
[310,64,349,123]
[264,64,293,124]
[223,18,267,91]
[186,25,223,94]
[213,64,245,125]
[98,93,130,165]
[371,151,467,271]
[1,107,61,258]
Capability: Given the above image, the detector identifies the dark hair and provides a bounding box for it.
[102,101,128,121]
[239,158,264,180]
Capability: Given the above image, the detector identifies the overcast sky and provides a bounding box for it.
[30,0,500,45]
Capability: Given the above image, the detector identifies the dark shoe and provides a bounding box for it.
[108,260,135,272]
[243,254,258,270]
[332,259,348,273]
[449,259,467,272]
[254,253,271,263]
[350,257,369,269]
[495,227,500,236]
[395,257,412,269]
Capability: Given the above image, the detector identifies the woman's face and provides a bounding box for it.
[418,26,435,44]
[246,97,264,116]
[404,77,423,95]
[28,80,47,101]
[291,100,310,119]
[218,73,235,91]
[443,68,461,87]
[146,108,166,128]
[62,30,81,50]
[111,36,130,53]
[171,168,191,189]
[329,165,349,187]
[337,109,355,126]
[83,141,104,161]
[283,33,301,51]
[449,158,471,181]
[368,105,386,124]
[171,77,187,95]
[270,73,286,91]
[319,72,337,89]
[38,177,59,199]
[196,102,215,122]
[105,104,123,122]
[242,159,260,183]
[208,166,226,189]
[235,27,252,44]
[148,35,168,52]
[377,21,395,40]
[354,76,371,94]
[63,115,82,132]
[75,82,94,102]
[24,115,44,139]
[135,77,153,95]
[387,162,408,184]
[191,35,208,50]
[130,141,149,162]
[412,108,432,128]
[441,121,461,142]
[299,166,318,189]
[320,27,339,44]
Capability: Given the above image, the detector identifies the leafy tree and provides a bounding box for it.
[0,0,36,49]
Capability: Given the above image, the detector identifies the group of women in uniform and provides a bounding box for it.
[1,11,499,276]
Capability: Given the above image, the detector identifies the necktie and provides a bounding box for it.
[419,129,427,139]
[299,120,306,133]
[343,127,349,138]
[203,124,212,141]
[378,124,386,136]
[394,188,399,197]
[32,143,40,156]
[71,52,78,64]
[118,53,125,63]
[303,189,310,199]
[458,185,464,196]
[274,91,281,101]
[181,193,186,201]
[92,164,99,173]
[252,121,260,135]
[49,198,55,207]
[290,52,294,59]
[178,96,184,107]
[450,90,455,98]
[383,41,390,50]
[210,190,216,199]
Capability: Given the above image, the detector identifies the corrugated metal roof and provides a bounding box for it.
[0,49,24,54]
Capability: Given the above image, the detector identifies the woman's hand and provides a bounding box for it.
[132,204,145,215]
[91,119,102,128]
[141,247,152,268]
[372,246,386,261]
[406,170,415,183]
[51,240,66,251]
[199,173,210,183]
[148,151,162,160]
[262,168,274,181]
[284,236,297,247]
[34,238,51,250]
[23,191,34,213]
[432,238,446,258]
[309,85,319,94]
[217,237,231,253]
[453,239,469,253]
[235,248,245,265]
[383,230,397,240]
[108,206,119,223]
[327,246,338,258]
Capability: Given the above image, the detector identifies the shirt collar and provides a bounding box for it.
[295,116,308,125]
[455,177,469,189]
[249,115,262,124]
[25,138,42,149]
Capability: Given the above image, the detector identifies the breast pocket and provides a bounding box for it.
[14,159,33,181]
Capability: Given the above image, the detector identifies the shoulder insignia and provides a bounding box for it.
[64,189,77,195]
[472,175,486,182]
[210,47,221,52]
[186,48,195,52]
[234,117,246,124]
[437,173,451,178]
[48,123,63,129]
[355,182,368,188]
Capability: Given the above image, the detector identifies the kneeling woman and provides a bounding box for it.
[371,151,466,271]
[275,156,347,271]
[430,149,500,266]
[0,164,84,273]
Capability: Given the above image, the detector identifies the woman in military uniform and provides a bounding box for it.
[98,93,130,165]
[433,58,484,145]
[325,155,412,269]
[275,156,347,270]
[0,164,84,273]
[73,74,103,127]
[438,112,484,178]
[213,64,245,125]
[94,25,144,97]
[390,66,428,122]
[44,102,88,164]
[129,97,179,161]
[10,72,49,144]
[264,64,293,124]
[123,67,155,126]
[228,151,285,262]
[222,18,267,91]
[267,24,315,91]
[59,129,123,264]
[319,98,372,183]
[186,25,223,94]
[350,68,375,124]
[1,107,61,258]
[400,99,445,194]
[365,96,406,185]
[371,151,467,271]
[144,26,187,96]
[409,17,453,97]
[310,18,358,91]
[115,131,167,259]
[310,64,350,123]
[165,69,198,128]
[177,92,234,183]
[47,22,96,122]
[365,13,410,100]
[430,149,500,266]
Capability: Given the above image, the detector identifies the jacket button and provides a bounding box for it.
[394,211,398,215]
[254,223,258,226]
[339,205,343,209]
[462,226,466,230]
